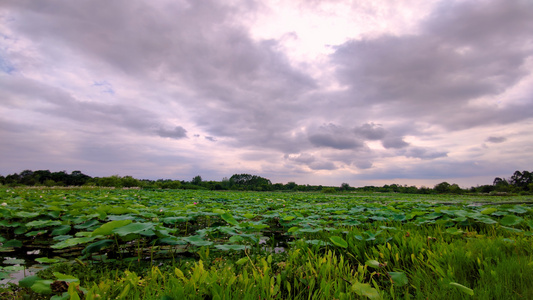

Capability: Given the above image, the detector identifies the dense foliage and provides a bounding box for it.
[1,169,532,194]
[0,188,532,299]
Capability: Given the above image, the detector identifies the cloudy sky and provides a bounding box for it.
[1,0,532,187]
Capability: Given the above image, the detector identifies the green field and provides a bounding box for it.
[1,187,532,299]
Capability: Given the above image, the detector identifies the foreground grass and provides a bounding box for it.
[1,188,532,299]
[5,221,533,299]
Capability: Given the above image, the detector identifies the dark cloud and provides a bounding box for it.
[308,161,337,171]
[401,147,448,160]
[205,136,217,142]
[331,0,533,129]
[156,126,188,139]
[354,123,386,140]
[308,124,365,150]
[354,160,373,170]
[382,136,409,149]
[486,136,506,143]
[308,133,363,150]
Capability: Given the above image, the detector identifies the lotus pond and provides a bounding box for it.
[1,187,533,299]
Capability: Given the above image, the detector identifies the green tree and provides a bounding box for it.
[192,175,203,185]
[434,182,451,193]
[339,183,351,191]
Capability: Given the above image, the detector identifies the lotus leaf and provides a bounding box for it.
[329,236,348,248]
[112,222,154,236]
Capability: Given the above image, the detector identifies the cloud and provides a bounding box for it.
[330,0,533,130]
[0,0,532,188]
[354,123,386,140]
[285,153,316,164]
[308,124,365,150]
[308,161,337,171]
[382,136,409,149]
[401,147,448,160]
[486,136,507,143]
[156,126,188,139]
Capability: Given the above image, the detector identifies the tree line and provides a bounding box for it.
[1,169,532,194]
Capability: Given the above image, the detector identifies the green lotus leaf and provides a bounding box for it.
[19,275,42,288]
[14,212,40,219]
[92,220,132,236]
[182,235,213,246]
[3,258,25,265]
[82,239,115,256]
[51,236,98,249]
[480,208,497,215]
[35,257,60,264]
[74,219,100,229]
[31,280,54,294]
[108,207,140,215]
[507,206,527,214]
[365,260,382,268]
[351,282,380,299]
[212,208,226,214]
[500,215,523,226]
[161,217,191,224]
[221,213,239,226]
[329,236,348,248]
[26,220,62,228]
[445,228,464,235]
[3,239,23,248]
[51,225,71,236]
[214,244,249,251]
[388,272,408,287]
[112,222,154,236]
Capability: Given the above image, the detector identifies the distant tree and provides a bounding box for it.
[434,182,451,193]
[121,176,141,188]
[448,183,463,194]
[339,183,351,191]
[322,187,336,194]
[229,174,272,191]
[285,182,297,190]
[51,171,69,186]
[34,170,53,184]
[509,170,532,190]
[20,170,36,185]
[493,177,510,192]
[69,170,91,186]
[192,175,203,185]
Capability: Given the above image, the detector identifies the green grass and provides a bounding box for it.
[0,187,532,299]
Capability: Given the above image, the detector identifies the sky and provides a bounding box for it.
[1,0,532,188]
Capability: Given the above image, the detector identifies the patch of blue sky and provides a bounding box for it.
[0,55,14,74]
[92,80,115,95]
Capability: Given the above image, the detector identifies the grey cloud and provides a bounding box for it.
[486,136,507,143]
[3,0,317,156]
[285,153,316,164]
[308,124,365,150]
[382,136,409,149]
[0,75,184,140]
[402,147,447,160]
[156,126,188,139]
[354,160,373,169]
[331,0,533,129]
[354,123,386,140]
[205,136,217,142]
[308,161,337,171]
[309,133,363,150]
